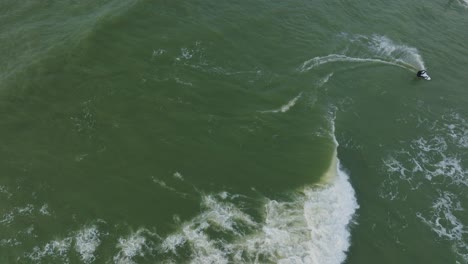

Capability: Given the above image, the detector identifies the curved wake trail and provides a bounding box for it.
[299,54,416,73]
[299,34,426,74]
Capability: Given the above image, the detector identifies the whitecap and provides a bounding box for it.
[113,229,150,264]
[0,185,12,199]
[75,225,101,264]
[27,237,73,263]
[39,204,51,215]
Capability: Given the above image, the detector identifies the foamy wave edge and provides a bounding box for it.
[159,148,359,264]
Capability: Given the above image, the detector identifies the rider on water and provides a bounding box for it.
[417,70,431,80]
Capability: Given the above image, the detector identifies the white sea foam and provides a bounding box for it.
[304,161,358,263]
[22,224,104,263]
[39,204,51,215]
[417,191,468,261]
[152,177,177,192]
[160,192,258,260]
[237,159,357,264]
[381,110,468,261]
[173,172,184,180]
[23,225,35,236]
[382,111,468,192]
[162,223,229,264]
[442,112,468,149]
[316,72,334,88]
[178,48,193,60]
[75,225,101,264]
[114,229,150,264]
[201,194,258,232]
[412,135,465,185]
[0,211,14,225]
[299,34,425,73]
[17,204,34,215]
[261,92,303,113]
[0,238,21,247]
[27,237,73,263]
[152,48,166,57]
[365,34,425,70]
[1,204,35,225]
[159,150,358,264]
[0,185,12,199]
[152,176,189,197]
[174,77,193,86]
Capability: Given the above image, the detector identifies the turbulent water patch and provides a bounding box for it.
[75,226,101,264]
[381,110,468,262]
[381,111,468,197]
[114,229,154,264]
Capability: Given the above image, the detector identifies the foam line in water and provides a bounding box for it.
[260,92,303,114]
[317,73,334,88]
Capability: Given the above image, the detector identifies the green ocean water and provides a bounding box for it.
[0,0,467,263]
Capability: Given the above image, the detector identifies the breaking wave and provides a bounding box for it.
[158,132,358,263]
[10,117,358,264]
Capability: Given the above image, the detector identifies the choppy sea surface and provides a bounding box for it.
[0,0,467,263]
